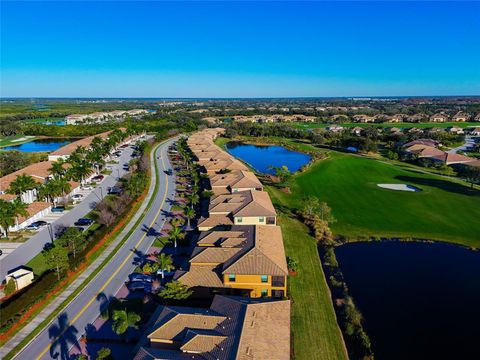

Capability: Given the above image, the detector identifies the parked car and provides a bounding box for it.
[81,184,93,190]
[165,169,173,175]
[74,218,94,226]
[128,273,153,283]
[107,187,123,195]
[51,206,65,213]
[92,175,104,182]
[71,194,84,201]
[127,281,152,293]
[26,221,48,231]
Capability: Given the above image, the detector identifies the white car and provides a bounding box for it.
[81,185,93,190]
[71,194,84,201]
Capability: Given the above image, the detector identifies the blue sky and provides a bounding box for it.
[1,1,479,97]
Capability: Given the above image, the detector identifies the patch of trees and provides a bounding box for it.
[0,151,48,177]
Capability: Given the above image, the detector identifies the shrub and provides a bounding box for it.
[0,272,57,333]
[286,257,299,272]
[96,347,112,360]
[4,278,17,296]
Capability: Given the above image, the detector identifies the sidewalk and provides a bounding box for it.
[0,142,161,358]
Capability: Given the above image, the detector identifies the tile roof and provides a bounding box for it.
[0,161,54,192]
[148,307,226,343]
[49,131,111,156]
[142,295,290,360]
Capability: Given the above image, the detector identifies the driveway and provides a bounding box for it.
[447,135,476,154]
[0,143,137,280]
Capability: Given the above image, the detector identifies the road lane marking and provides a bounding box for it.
[33,144,170,360]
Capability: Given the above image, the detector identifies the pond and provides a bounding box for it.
[225,142,311,174]
[335,241,480,360]
[2,138,72,152]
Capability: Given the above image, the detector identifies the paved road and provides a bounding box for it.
[0,144,137,280]
[447,135,476,154]
[10,138,177,360]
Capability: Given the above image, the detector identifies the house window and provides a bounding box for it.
[237,217,243,223]
[259,217,265,223]
[228,274,236,282]
[261,275,268,283]
[261,289,268,297]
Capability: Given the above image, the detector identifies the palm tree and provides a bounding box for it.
[38,181,62,206]
[11,199,28,229]
[54,178,72,203]
[49,159,67,179]
[157,253,174,279]
[168,226,184,250]
[184,207,195,228]
[111,309,141,339]
[188,193,199,210]
[0,199,15,238]
[7,174,38,200]
[68,161,93,186]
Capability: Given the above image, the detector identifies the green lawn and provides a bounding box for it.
[292,121,479,130]
[271,151,480,247]
[273,212,348,360]
[0,135,37,147]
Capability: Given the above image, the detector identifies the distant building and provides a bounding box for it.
[65,109,148,125]
[452,112,470,122]
[430,113,449,122]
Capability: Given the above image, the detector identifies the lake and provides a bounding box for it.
[225,142,311,174]
[3,139,72,152]
[335,241,480,360]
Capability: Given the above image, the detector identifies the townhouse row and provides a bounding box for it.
[65,109,149,125]
[0,130,140,232]
[134,128,290,359]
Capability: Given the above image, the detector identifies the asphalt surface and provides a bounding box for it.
[0,144,138,280]
[12,139,176,360]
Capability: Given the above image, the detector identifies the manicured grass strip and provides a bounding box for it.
[0,135,37,147]
[3,141,163,359]
[275,212,348,360]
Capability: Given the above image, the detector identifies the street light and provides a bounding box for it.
[47,223,54,244]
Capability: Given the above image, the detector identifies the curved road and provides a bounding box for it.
[12,138,177,360]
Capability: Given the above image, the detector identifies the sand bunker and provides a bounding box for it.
[377,184,422,192]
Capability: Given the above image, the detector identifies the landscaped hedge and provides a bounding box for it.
[0,271,58,333]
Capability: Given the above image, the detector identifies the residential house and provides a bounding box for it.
[0,161,80,232]
[326,125,344,133]
[353,114,375,123]
[404,139,440,148]
[452,112,470,122]
[134,295,290,360]
[176,226,287,298]
[431,152,475,165]
[404,145,445,158]
[447,126,465,135]
[209,170,263,195]
[198,190,276,231]
[48,131,111,161]
[407,113,428,123]
[469,127,480,136]
[430,113,449,122]
[389,114,406,123]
